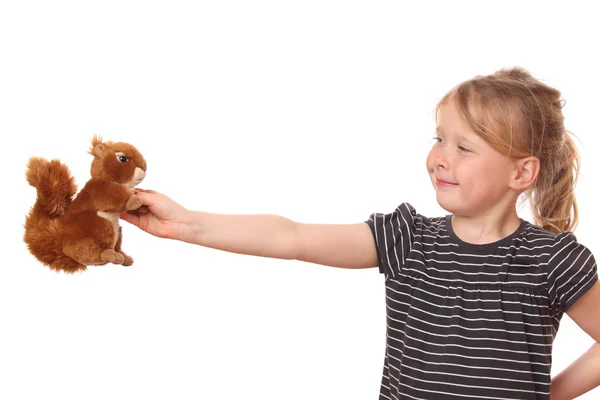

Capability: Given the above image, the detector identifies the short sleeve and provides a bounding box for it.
[547,232,598,314]
[364,202,417,279]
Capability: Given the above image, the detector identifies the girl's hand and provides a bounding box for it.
[120,189,189,241]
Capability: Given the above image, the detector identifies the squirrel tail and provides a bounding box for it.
[25,157,77,217]
[23,157,86,273]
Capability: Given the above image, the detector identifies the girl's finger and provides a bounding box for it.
[136,188,158,194]
[120,212,140,226]
[136,205,150,214]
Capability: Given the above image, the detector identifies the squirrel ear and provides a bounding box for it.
[89,134,105,157]
[93,143,106,157]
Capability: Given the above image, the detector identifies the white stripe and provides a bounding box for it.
[386,331,550,367]
[392,348,548,377]
[561,264,596,307]
[387,323,550,361]
[391,270,548,299]
[418,245,552,261]
[387,310,551,350]
[386,296,549,328]
[547,234,575,271]
[396,358,549,385]
[377,214,396,279]
[402,260,545,287]
[413,257,548,276]
[392,210,403,278]
[387,289,550,319]
[387,280,549,310]
[555,253,591,298]
[387,366,547,397]
[384,294,553,339]
[400,203,413,251]
[398,373,549,400]
[548,243,583,293]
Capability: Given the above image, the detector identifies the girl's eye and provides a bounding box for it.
[432,136,471,153]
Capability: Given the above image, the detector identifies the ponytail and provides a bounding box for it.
[529,130,580,233]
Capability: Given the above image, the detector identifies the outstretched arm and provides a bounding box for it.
[121,190,379,269]
[550,281,600,399]
[183,211,378,269]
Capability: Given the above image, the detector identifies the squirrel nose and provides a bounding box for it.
[134,167,146,182]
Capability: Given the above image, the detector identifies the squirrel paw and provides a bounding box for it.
[125,195,143,211]
[101,249,125,265]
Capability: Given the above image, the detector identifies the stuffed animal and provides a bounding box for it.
[23,135,147,273]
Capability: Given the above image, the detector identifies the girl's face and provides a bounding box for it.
[426,100,517,216]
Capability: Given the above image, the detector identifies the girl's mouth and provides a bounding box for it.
[436,178,458,187]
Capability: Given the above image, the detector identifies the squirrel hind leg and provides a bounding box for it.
[100,249,125,265]
[23,216,83,273]
[118,251,134,266]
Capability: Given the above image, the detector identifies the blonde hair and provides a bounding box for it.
[435,67,580,233]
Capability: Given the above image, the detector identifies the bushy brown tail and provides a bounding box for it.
[23,157,86,273]
[25,157,77,217]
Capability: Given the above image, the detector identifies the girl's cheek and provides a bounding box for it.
[425,152,435,172]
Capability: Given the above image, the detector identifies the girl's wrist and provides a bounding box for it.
[177,210,204,244]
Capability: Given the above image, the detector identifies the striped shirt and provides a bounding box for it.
[365,203,598,400]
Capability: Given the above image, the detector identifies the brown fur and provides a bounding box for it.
[23,135,147,273]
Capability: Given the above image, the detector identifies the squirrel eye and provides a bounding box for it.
[116,152,127,163]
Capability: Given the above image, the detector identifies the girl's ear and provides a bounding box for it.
[510,156,540,190]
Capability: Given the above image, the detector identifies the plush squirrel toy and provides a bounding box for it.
[23,135,147,273]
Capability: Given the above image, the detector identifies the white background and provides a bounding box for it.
[1,1,599,399]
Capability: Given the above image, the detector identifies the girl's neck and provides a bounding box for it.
[450,208,522,245]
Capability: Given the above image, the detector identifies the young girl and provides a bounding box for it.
[121,67,600,400]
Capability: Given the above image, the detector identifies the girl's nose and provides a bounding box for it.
[434,153,448,170]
